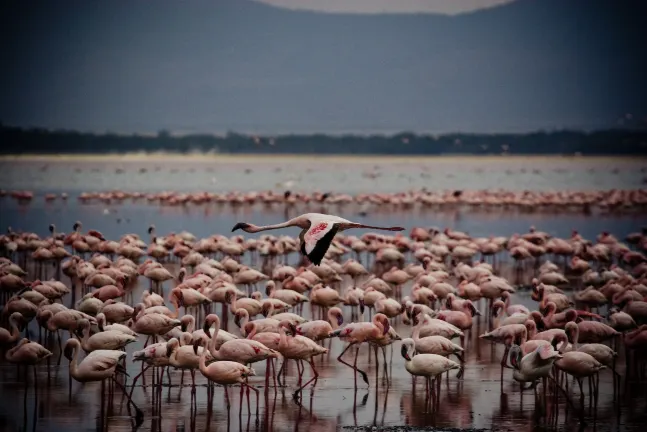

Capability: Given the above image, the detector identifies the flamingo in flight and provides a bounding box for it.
[232,213,404,265]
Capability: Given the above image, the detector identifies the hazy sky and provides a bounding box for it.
[1,0,645,135]
[254,0,514,14]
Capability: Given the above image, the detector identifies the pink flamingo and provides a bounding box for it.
[328,313,390,387]
[232,213,404,265]
[275,320,328,400]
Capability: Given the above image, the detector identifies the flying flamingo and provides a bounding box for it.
[232,213,404,265]
[64,338,143,427]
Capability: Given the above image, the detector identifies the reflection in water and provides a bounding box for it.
[1,199,647,431]
[2,255,645,432]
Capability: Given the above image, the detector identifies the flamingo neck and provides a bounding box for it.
[198,341,210,375]
[208,320,221,360]
[69,343,80,380]
[248,220,297,233]
[170,299,180,319]
[186,316,195,333]
[278,325,288,349]
[247,323,257,339]
[9,316,20,341]
[412,321,421,341]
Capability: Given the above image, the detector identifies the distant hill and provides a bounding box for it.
[1,0,646,134]
[2,125,646,155]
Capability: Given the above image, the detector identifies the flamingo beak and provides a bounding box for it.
[359,299,365,315]
[382,319,390,335]
[181,322,188,333]
[234,314,241,328]
[166,345,174,358]
[192,340,200,355]
[232,223,251,232]
[203,321,212,337]
[63,345,73,361]
[400,345,411,361]
[336,314,343,327]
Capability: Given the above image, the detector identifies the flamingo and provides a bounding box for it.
[75,319,137,352]
[0,312,22,345]
[64,338,143,426]
[232,213,404,265]
[194,338,259,415]
[202,314,279,365]
[275,320,328,399]
[295,307,343,341]
[328,313,390,386]
[400,338,462,410]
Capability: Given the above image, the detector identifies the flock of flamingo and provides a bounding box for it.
[3,188,647,212]
[1,212,647,431]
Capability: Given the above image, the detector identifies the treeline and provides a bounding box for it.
[1,125,646,155]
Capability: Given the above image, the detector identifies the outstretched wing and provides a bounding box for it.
[302,222,339,266]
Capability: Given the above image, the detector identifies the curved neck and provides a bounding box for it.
[278,325,288,349]
[170,298,180,319]
[247,323,257,340]
[412,320,422,340]
[208,319,221,360]
[69,343,80,379]
[327,310,338,329]
[186,315,195,333]
[9,316,20,341]
[198,341,209,376]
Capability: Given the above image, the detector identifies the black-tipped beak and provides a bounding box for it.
[64,345,73,360]
[336,314,343,327]
[401,345,411,361]
[383,319,390,335]
[232,223,250,232]
[288,323,298,335]
[203,322,212,337]
[192,340,200,355]
[234,315,241,328]
[359,299,365,315]
[181,322,188,333]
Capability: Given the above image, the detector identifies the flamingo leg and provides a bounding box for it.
[293,358,319,400]
[112,377,144,428]
[337,342,369,385]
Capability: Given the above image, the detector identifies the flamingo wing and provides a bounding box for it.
[301,222,339,266]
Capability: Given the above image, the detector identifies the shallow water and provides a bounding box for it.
[1,157,647,432]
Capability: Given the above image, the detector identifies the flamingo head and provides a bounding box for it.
[147,225,155,235]
[376,314,390,335]
[171,289,185,308]
[233,310,244,328]
[231,223,252,233]
[48,224,55,233]
[466,301,480,317]
[335,310,344,327]
[359,298,365,316]
[63,342,75,361]
[166,339,179,357]
[508,345,522,369]
[400,343,411,361]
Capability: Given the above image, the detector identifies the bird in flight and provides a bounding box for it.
[232,213,404,266]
